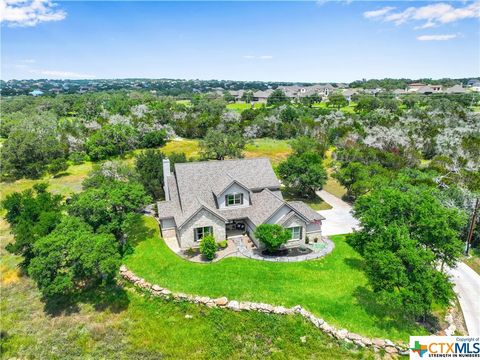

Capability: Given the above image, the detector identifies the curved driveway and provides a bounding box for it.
[447,263,480,335]
[317,189,480,336]
[316,190,359,236]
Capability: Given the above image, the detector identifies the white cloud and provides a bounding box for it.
[417,34,458,41]
[242,55,273,60]
[37,69,95,79]
[0,0,66,27]
[363,6,395,19]
[364,1,480,28]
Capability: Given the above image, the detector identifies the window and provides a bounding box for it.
[225,193,243,206]
[288,226,302,240]
[194,226,213,242]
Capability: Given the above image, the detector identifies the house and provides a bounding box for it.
[471,82,480,92]
[342,88,359,102]
[157,158,324,249]
[407,83,426,92]
[252,89,273,102]
[444,85,465,94]
[408,83,442,94]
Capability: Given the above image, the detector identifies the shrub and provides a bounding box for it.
[217,240,228,249]
[199,235,217,260]
[254,224,290,252]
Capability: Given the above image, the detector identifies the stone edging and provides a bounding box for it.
[119,265,408,355]
[233,236,335,262]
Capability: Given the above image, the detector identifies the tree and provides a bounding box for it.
[327,93,348,109]
[199,234,217,260]
[140,129,167,148]
[223,91,236,103]
[199,129,247,160]
[333,162,389,201]
[135,149,165,199]
[28,216,120,298]
[267,89,289,106]
[68,180,151,248]
[355,95,381,112]
[85,124,138,161]
[254,224,290,252]
[277,152,327,198]
[290,136,324,156]
[241,90,254,104]
[300,94,321,107]
[0,118,65,180]
[47,158,68,176]
[2,183,63,268]
[348,184,466,319]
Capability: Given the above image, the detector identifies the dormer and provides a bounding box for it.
[215,180,251,209]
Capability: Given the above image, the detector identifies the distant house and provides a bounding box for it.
[444,85,466,94]
[157,158,324,250]
[252,90,273,103]
[29,89,44,96]
[408,83,442,94]
[278,84,334,100]
[467,79,480,87]
[342,89,358,102]
[407,83,426,92]
[470,82,480,92]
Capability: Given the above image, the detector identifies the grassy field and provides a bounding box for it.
[0,138,292,202]
[0,218,375,359]
[283,192,332,211]
[464,248,480,275]
[124,216,426,341]
[0,162,93,202]
[312,102,357,114]
[226,102,264,111]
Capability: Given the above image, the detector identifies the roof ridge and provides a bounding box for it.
[174,157,271,167]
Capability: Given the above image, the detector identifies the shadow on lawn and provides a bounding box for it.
[344,257,426,336]
[353,286,430,336]
[43,283,130,317]
[124,214,156,252]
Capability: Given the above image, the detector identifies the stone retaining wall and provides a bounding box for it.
[120,265,408,356]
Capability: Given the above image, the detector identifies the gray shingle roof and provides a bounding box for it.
[287,201,326,221]
[157,158,324,229]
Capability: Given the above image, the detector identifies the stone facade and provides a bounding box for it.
[177,208,226,248]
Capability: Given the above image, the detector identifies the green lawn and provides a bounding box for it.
[312,102,357,114]
[0,161,93,202]
[464,248,480,275]
[283,192,332,210]
[0,218,374,359]
[226,102,264,111]
[124,216,426,341]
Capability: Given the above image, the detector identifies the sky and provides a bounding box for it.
[1,0,479,82]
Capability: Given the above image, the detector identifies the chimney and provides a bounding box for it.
[163,158,171,201]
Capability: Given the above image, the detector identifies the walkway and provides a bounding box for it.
[316,190,360,236]
[447,262,480,335]
[233,235,335,262]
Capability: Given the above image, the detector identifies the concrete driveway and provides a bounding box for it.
[448,262,480,335]
[316,190,360,236]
